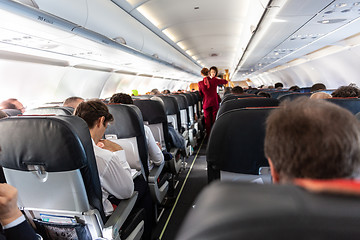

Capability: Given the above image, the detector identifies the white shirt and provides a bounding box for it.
[92,140,134,216]
[144,125,164,170]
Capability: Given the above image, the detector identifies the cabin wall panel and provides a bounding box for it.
[55,68,110,101]
[0,59,65,107]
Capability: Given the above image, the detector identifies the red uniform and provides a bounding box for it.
[198,76,228,136]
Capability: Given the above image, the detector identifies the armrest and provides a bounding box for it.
[148,161,164,183]
[169,147,179,157]
[102,192,138,239]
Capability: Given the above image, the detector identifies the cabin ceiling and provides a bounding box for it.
[112,0,269,75]
[113,0,360,82]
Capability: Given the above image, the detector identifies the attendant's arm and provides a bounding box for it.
[216,78,228,85]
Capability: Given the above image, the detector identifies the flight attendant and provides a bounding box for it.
[198,66,228,136]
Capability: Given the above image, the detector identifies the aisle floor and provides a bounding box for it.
[152,140,208,240]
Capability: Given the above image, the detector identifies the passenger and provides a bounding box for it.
[331,85,360,98]
[150,88,160,95]
[63,96,84,109]
[0,98,25,114]
[310,83,326,92]
[274,82,283,89]
[257,91,271,98]
[223,87,232,96]
[265,98,360,183]
[0,184,38,240]
[0,110,7,119]
[75,100,154,240]
[289,85,300,92]
[74,100,134,215]
[162,89,171,94]
[109,93,165,170]
[198,66,228,136]
[230,86,244,95]
[310,92,332,99]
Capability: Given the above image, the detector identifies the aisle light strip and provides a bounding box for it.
[159,138,205,239]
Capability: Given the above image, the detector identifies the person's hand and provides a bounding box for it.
[0,184,23,226]
[156,142,162,150]
[98,139,123,152]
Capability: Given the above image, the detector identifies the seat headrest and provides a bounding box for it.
[106,104,144,139]
[221,94,262,104]
[177,181,360,240]
[2,109,22,116]
[0,115,92,172]
[181,93,195,106]
[208,108,275,175]
[156,96,180,115]
[278,93,312,101]
[171,95,188,109]
[217,98,279,119]
[326,98,360,114]
[134,99,167,124]
[25,107,73,115]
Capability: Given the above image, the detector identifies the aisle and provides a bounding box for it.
[152,140,208,240]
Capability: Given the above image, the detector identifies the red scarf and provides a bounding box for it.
[204,77,210,89]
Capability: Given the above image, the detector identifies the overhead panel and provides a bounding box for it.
[234,0,360,82]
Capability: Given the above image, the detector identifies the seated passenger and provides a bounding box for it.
[75,100,154,240]
[109,93,165,170]
[0,184,38,240]
[265,98,360,183]
[310,83,326,92]
[74,100,134,215]
[63,96,84,110]
[289,85,300,92]
[274,82,283,89]
[230,86,244,95]
[331,85,360,98]
[0,99,25,114]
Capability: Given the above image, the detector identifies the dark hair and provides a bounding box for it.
[257,91,271,98]
[289,85,300,92]
[201,68,209,76]
[265,98,360,181]
[0,98,18,110]
[74,100,113,129]
[310,83,326,92]
[109,93,133,104]
[331,86,360,98]
[231,86,244,94]
[274,82,283,88]
[209,66,218,76]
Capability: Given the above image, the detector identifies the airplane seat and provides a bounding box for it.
[269,91,290,99]
[155,95,181,133]
[176,181,360,240]
[2,109,22,116]
[133,99,182,175]
[278,92,312,102]
[221,94,263,104]
[170,94,193,156]
[217,98,279,119]
[0,115,143,240]
[326,97,360,114]
[193,91,203,114]
[189,92,202,140]
[207,108,276,183]
[105,104,169,205]
[180,93,197,147]
[24,106,73,115]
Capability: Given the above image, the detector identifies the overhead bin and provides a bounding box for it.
[31,0,200,74]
